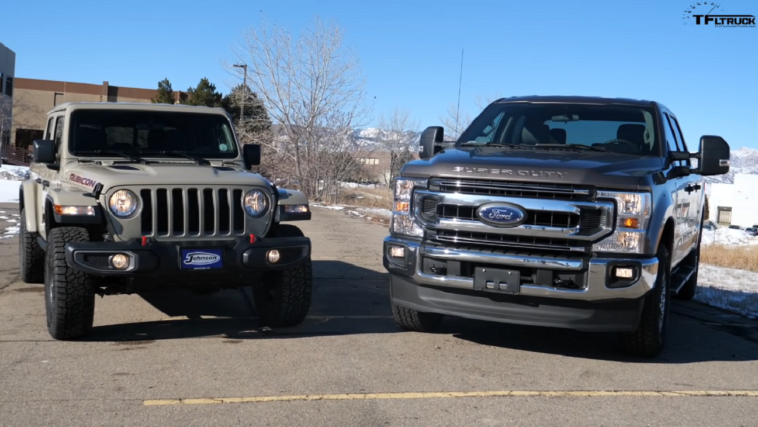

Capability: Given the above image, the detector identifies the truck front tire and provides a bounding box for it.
[253,225,312,327]
[620,244,671,358]
[392,304,444,333]
[44,227,96,340]
[19,208,45,284]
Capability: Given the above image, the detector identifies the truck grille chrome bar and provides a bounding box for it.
[429,178,595,201]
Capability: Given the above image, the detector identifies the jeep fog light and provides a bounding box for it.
[110,254,129,270]
[267,249,280,263]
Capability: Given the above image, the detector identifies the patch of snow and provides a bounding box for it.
[696,264,758,319]
[347,210,365,218]
[0,216,8,220]
[311,204,345,211]
[0,165,30,181]
[4,226,19,235]
[0,181,20,203]
[701,228,758,247]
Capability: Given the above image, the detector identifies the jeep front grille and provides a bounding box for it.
[139,188,247,237]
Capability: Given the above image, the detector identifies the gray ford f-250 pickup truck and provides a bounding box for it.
[383,96,731,357]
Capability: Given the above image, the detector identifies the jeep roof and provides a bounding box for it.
[47,101,229,115]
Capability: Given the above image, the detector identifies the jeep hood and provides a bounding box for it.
[401,147,665,189]
[61,162,271,192]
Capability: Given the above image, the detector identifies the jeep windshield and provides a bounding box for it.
[68,109,238,159]
[457,103,661,157]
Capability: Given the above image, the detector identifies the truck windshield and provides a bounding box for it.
[457,103,660,157]
[68,110,238,159]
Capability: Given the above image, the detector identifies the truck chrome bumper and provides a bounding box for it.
[383,236,658,302]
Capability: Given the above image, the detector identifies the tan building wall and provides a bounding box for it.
[10,78,187,149]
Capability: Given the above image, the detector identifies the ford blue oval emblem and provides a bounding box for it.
[476,203,527,227]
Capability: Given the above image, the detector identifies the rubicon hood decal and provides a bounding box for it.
[68,173,98,188]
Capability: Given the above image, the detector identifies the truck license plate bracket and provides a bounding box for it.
[474,267,520,295]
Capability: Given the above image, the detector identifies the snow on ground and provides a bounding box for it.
[696,265,758,319]
[702,228,758,247]
[0,165,30,181]
[0,180,20,204]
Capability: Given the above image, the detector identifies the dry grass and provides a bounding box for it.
[337,187,393,209]
[701,245,758,273]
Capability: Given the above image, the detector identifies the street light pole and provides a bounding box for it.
[233,64,248,120]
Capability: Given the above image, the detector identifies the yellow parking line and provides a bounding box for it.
[143,390,758,406]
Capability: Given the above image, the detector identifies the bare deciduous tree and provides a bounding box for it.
[226,16,372,202]
[438,93,504,141]
[376,108,420,187]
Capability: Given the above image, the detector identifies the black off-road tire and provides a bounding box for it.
[253,259,313,327]
[253,224,312,327]
[44,227,96,340]
[620,245,671,358]
[392,304,444,333]
[19,208,45,284]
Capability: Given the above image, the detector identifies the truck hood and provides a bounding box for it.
[401,147,665,189]
[61,161,271,192]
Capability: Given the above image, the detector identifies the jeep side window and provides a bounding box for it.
[662,113,682,166]
[669,116,692,168]
[44,117,54,140]
[54,116,65,161]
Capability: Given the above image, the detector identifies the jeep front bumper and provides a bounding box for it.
[65,236,310,277]
[383,236,659,332]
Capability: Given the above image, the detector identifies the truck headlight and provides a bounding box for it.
[109,190,139,217]
[593,191,651,254]
[392,178,427,237]
[244,190,268,216]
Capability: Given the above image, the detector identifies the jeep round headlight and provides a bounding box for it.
[109,190,139,217]
[243,190,268,216]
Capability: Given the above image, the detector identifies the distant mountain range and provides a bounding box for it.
[703,147,758,184]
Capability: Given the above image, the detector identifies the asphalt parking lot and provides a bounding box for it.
[2,202,758,426]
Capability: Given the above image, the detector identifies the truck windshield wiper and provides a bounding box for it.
[78,150,151,164]
[535,144,607,152]
[459,142,525,149]
[151,150,211,165]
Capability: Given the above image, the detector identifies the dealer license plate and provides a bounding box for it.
[180,249,223,270]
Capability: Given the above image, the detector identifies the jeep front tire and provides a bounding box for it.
[44,227,96,340]
[252,224,313,327]
[19,208,45,284]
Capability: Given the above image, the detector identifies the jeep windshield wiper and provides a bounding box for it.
[535,144,607,152]
[154,150,211,165]
[78,150,151,164]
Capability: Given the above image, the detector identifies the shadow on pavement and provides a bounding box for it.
[443,301,758,364]
[82,258,758,363]
[84,260,399,342]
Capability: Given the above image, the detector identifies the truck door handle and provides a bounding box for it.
[35,178,42,184]
[685,183,701,193]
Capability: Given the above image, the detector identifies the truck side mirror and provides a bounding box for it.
[243,144,261,169]
[696,135,730,176]
[419,126,444,160]
[32,139,56,164]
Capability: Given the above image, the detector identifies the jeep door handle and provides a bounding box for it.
[35,178,42,184]
[685,183,701,193]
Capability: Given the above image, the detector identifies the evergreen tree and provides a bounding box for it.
[222,84,272,139]
[704,195,710,220]
[186,78,222,107]
[151,78,175,104]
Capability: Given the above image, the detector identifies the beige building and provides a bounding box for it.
[10,78,188,154]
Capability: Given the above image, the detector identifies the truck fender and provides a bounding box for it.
[20,180,38,233]
[648,189,677,255]
[275,188,311,222]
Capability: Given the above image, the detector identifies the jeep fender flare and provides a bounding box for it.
[44,189,105,228]
[20,180,38,233]
[275,188,311,222]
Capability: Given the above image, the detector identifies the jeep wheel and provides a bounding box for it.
[44,227,96,340]
[393,304,444,333]
[253,259,313,327]
[620,244,671,358]
[19,208,45,284]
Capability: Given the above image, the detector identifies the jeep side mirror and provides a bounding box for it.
[243,144,261,169]
[696,135,730,176]
[32,139,56,164]
[419,126,445,160]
